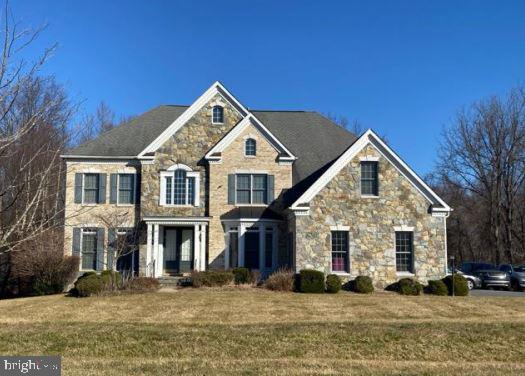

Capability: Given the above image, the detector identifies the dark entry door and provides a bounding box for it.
[244,231,259,269]
[177,228,193,273]
[164,227,193,274]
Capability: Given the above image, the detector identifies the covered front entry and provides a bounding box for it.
[163,227,193,275]
[144,216,209,277]
[224,221,279,275]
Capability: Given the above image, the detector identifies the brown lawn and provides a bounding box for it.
[0,288,524,375]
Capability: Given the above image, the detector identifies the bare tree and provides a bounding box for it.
[94,211,140,275]
[435,86,525,264]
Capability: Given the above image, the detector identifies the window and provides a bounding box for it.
[212,105,224,124]
[228,228,238,268]
[361,161,378,196]
[118,174,135,204]
[331,231,349,272]
[395,231,413,273]
[81,229,97,270]
[236,174,267,204]
[174,169,187,205]
[245,138,256,156]
[265,228,273,268]
[161,166,199,206]
[83,174,99,204]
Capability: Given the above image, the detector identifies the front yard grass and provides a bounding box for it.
[0,288,524,375]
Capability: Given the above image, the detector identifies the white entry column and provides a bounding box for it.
[200,225,207,271]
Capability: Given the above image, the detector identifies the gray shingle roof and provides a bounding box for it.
[67,105,357,201]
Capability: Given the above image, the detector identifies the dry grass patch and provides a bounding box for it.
[0,289,524,375]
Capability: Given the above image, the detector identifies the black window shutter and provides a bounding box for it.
[74,173,83,203]
[228,174,235,204]
[107,228,116,270]
[130,174,136,204]
[98,174,107,204]
[72,228,81,257]
[96,228,105,271]
[267,175,275,204]
[135,174,141,205]
[110,174,118,204]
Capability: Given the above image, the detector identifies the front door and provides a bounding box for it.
[164,229,178,274]
[244,230,260,269]
[178,228,193,273]
[164,227,194,275]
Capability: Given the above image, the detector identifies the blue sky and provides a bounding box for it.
[12,0,525,174]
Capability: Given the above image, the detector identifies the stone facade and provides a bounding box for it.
[63,90,447,285]
[140,93,242,218]
[207,122,292,268]
[293,144,446,288]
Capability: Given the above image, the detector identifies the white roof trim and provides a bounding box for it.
[138,81,250,157]
[61,155,153,160]
[204,115,296,161]
[290,129,451,212]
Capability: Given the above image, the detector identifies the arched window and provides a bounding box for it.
[161,164,199,206]
[245,138,256,156]
[212,105,224,124]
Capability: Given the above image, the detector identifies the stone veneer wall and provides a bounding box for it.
[208,122,292,268]
[294,144,446,288]
[140,93,242,218]
[63,161,140,269]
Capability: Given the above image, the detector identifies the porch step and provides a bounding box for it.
[157,276,192,288]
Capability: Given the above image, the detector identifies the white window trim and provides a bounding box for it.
[81,173,101,206]
[244,138,257,158]
[159,169,200,207]
[359,156,380,161]
[80,228,98,272]
[330,229,351,273]
[394,230,415,275]
[116,173,137,206]
[233,173,268,207]
[360,160,379,198]
[212,105,224,124]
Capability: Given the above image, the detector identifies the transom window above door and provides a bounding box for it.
[160,164,200,206]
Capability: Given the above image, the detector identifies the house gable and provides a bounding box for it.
[290,129,451,215]
[138,81,249,158]
[205,115,296,164]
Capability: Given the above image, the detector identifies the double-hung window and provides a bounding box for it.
[118,174,135,204]
[361,161,378,196]
[395,231,413,273]
[81,229,98,270]
[331,231,349,272]
[161,166,199,206]
[83,174,100,204]
[236,174,267,204]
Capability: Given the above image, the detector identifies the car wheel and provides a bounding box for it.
[467,279,474,290]
[512,280,521,292]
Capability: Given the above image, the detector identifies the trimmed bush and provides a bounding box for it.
[264,268,295,291]
[232,268,251,285]
[442,274,469,296]
[326,274,342,293]
[354,276,374,294]
[74,274,103,297]
[123,277,160,292]
[191,270,233,287]
[397,278,423,296]
[299,269,325,293]
[100,270,122,290]
[426,279,448,296]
